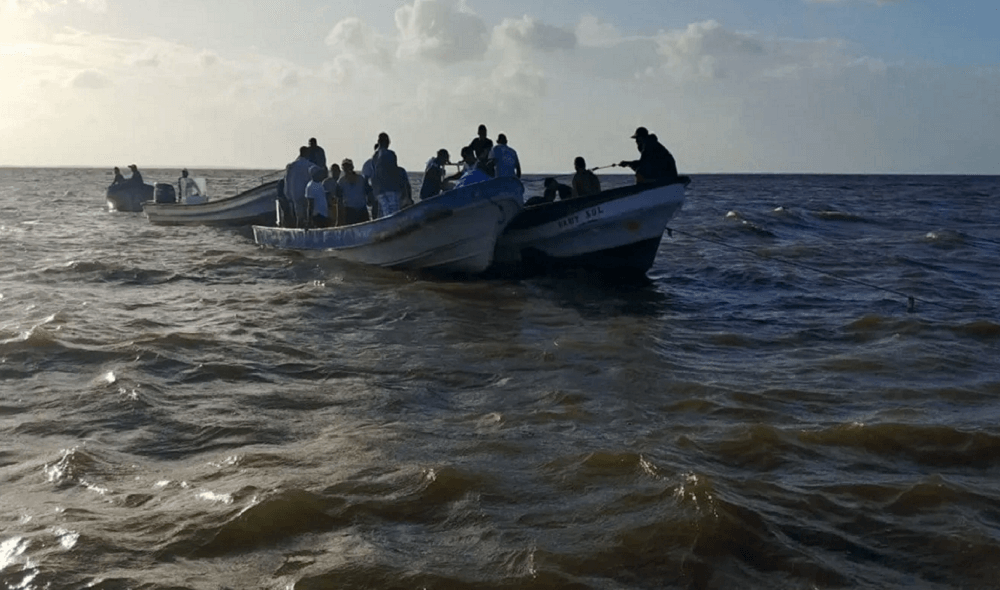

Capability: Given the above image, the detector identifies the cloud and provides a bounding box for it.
[395,0,489,64]
[493,16,576,53]
[325,16,393,70]
[69,68,110,88]
[575,15,622,48]
[5,0,107,15]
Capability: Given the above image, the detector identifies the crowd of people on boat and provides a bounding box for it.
[277,124,679,229]
[110,124,679,227]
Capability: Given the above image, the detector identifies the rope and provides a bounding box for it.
[521,163,622,185]
[665,226,968,314]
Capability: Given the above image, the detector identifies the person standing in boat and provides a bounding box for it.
[112,167,125,185]
[488,134,521,179]
[571,157,602,198]
[323,163,341,222]
[361,143,379,217]
[619,127,678,184]
[371,132,405,219]
[306,137,327,170]
[336,158,372,226]
[284,146,314,227]
[468,124,493,164]
[305,165,331,228]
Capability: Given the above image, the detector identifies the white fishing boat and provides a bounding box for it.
[253,176,524,274]
[144,180,281,227]
[493,177,688,275]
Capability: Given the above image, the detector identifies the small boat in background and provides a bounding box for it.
[253,177,524,275]
[492,177,689,276]
[106,180,154,212]
[144,180,281,227]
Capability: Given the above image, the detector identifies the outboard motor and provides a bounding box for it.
[153,182,176,204]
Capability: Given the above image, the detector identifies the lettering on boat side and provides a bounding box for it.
[557,206,605,229]
[558,215,580,229]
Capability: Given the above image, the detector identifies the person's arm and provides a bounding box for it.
[515,154,522,179]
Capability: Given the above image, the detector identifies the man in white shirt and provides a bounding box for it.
[336,158,372,225]
[305,165,330,227]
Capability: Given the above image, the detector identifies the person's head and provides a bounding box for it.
[574,157,587,170]
[497,133,507,145]
[330,163,341,180]
[478,124,487,138]
[113,167,120,173]
[436,148,450,163]
[299,146,310,157]
[460,146,474,163]
[377,132,390,148]
[544,177,556,188]
[309,165,326,182]
[308,137,318,147]
[128,164,137,171]
[181,168,189,177]
[342,158,355,174]
[631,126,650,146]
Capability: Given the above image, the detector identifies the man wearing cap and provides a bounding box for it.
[488,133,521,179]
[127,164,144,185]
[619,127,679,184]
[420,149,452,201]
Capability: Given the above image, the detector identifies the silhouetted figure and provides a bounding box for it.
[618,127,679,184]
[571,157,602,198]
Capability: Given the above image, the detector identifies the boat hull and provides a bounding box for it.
[144,180,280,226]
[106,182,154,212]
[493,179,687,275]
[253,177,524,274]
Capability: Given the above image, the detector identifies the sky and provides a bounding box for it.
[1,0,998,174]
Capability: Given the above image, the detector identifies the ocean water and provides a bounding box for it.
[1,168,999,589]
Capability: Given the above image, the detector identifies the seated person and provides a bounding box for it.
[112,167,125,185]
[571,157,602,198]
[178,169,202,202]
[525,178,572,206]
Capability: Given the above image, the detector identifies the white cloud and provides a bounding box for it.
[575,15,622,48]
[5,0,107,15]
[0,4,996,175]
[325,17,393,71]
[493,16,576,53]
[69,68,110,88]
[394,0,489,64]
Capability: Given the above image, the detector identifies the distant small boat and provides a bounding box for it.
[493,177,688,276]
[253,177,524,274]
[144,180,280,227]
[106,180,154,212]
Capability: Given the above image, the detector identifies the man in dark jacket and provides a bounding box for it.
[619,127,679,183]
